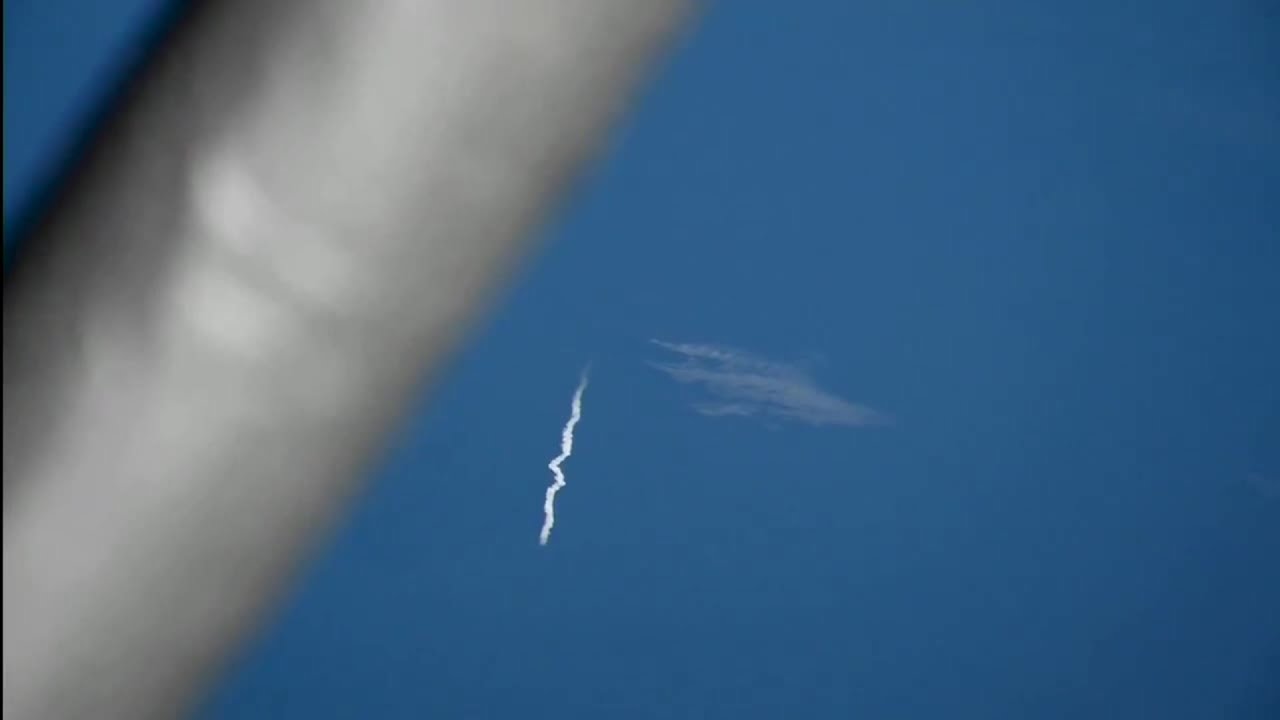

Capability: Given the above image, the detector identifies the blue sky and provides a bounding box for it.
[6,1,1279,718]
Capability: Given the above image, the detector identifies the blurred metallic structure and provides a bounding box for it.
[3,1,691,717]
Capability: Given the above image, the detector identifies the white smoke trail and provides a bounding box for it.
[540,367,591,545]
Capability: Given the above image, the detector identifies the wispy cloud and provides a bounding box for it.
[648,340,886,428]
[1244,472,1280,502]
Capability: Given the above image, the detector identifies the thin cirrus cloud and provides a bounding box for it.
[648,340,887,428]
[1244,472,1279,501]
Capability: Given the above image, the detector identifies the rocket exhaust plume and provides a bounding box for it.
[540,367,591,545]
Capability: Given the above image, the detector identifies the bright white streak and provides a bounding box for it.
[540,368,590,545]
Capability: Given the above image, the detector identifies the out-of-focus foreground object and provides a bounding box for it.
[2,1,690,718]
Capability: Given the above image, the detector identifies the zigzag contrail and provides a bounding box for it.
[540,367,591,545]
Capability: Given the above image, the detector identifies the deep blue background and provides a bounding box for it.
[6,1,1279,717]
